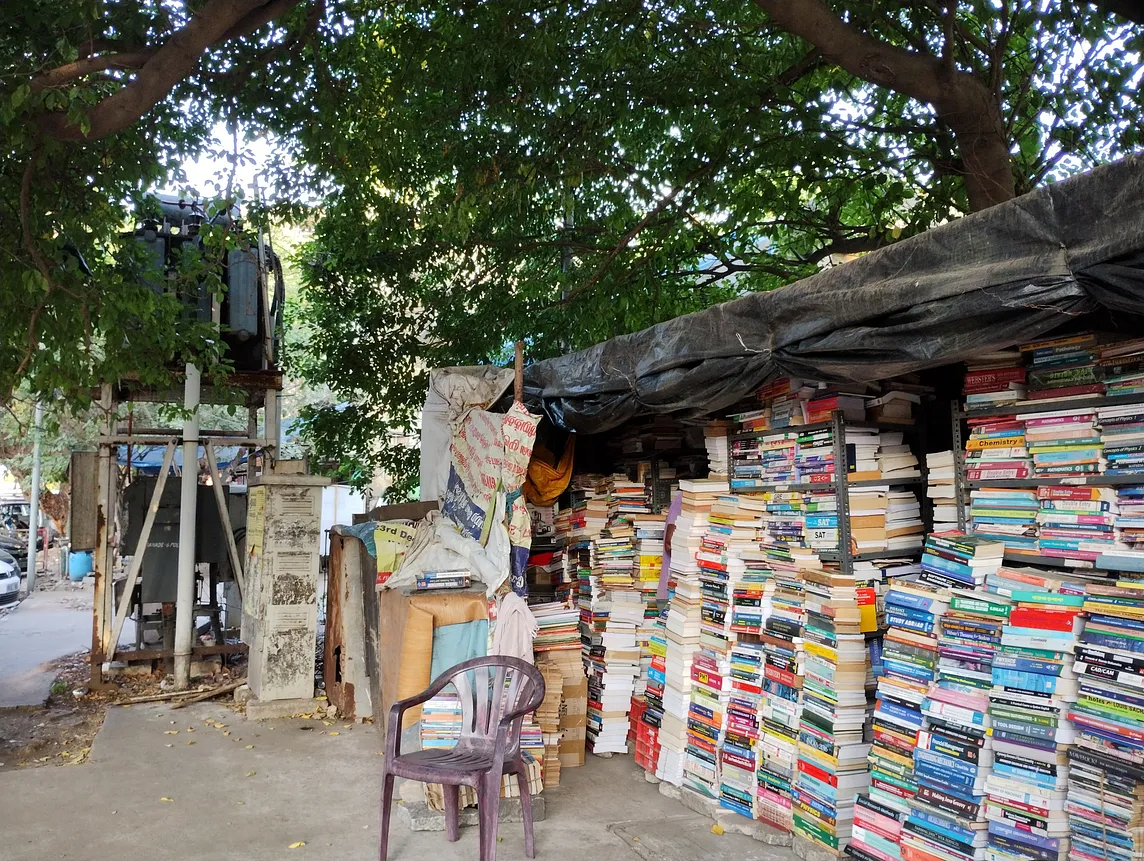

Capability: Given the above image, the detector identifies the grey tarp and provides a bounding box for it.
[522,153,1144,434]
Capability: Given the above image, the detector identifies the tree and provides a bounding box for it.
[1,0,316,406]
[273,0,1142,495]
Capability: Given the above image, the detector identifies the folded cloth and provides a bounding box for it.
[490,592,538,663]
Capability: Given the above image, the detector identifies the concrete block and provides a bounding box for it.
[658,781,683,801]
[674,786,792,846]
[233,683,252,705]
[396,795,547,832]
[792,835,840,861]
[244,696,323,721]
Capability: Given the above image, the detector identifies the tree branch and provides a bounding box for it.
[36,0,306,141]
[30,50,157,92]
[15,156,53,392]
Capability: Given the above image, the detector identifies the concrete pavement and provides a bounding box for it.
[0,701,799,861]
[0,590,93,707]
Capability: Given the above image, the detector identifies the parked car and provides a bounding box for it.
[0,532,27,572]
[0,501,44,550]
[0,549,19,605]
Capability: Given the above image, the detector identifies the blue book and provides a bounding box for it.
[886,590,944,613]
[991,654,1066,675]
[907,810,977,845]
[991,668,1069,694]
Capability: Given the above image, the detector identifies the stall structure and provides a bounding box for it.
[409,153,1144,856]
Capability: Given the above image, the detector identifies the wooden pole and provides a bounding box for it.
[204,441,246,598]
[514,340,524,403]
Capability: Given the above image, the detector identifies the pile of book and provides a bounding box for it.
[1099,486,1144,571]
[685,637,732,798]
[530,602,581,652]
[1022,406,1104,478]
[885,490,926,554]
[926,451,960,532]
[535,660,565,786]
[415,569,472,591]
[1021,334,1104,402]
[722,638,764,817]
[731,430,798,488]
[420,692,463,749]
[983,571,1081,861]
[1098,337,1144,397]
[967,487,1039,554]
[607,475,652,519]
[1066,573,1144,861]
[527,547,567,602]
[554,476,609,542]
[964,417,1031,482]
[963,350,1026,409]
[1098,403,1144,476]
[795,563,872,853]
[584,586,643,754]
[705,420,734,477]
[1035,486,1117,562]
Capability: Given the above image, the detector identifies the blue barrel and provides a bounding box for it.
[68,551,93,580]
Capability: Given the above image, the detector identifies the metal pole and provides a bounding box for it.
[173,364,201,689]
[25,401,44,592]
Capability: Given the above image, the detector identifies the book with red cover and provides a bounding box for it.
[1008,607,1083,632]
[1026,382,1107,400]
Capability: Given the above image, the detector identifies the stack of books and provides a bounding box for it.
[526,546,565,601]
[795,564,873,853]
[415,569,472,590]
[926,451,959,533]
[1066,571,1144,861]
[1021,334,1104,402]
[964,418,1032,482]
[757,559,806,831]
[705,420,734,477]
[984,575,1083,861]
[585,588,643,754]
[722,638,765,817]
[918,532,1006,593]
[1097,337,1144,397]
[1098,486,1144,571]
[1020,407,1104,478]
[963,355,1027,409]
[420,692,463,749]
[530,602,581,652]
[968,487,1039,554]
[886,490,926,554]
[798,425,839,483]
[607,475,652,518]
[877,432,922,481]
[685,639,733,799]
[807,391,869,424]
[1098,404,1144,476]
[644,626,668,734]
[595,523,636,589]
[868,391,920,427]
[535,661,564,786]
[850,489,890,555]
[1036,486,1118,562]
[731,430,800,488]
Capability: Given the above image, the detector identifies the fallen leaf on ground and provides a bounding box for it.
[245,744,254,749]
[711,824,724,836]
[289,842,305,849]
[160,797,173,802]
[328,731,340,736]
[164,731,178,735]
[246,771,256,777]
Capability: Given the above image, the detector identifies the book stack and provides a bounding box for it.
[869,578,949,844]
[926,451,960,533]
[768,378,818,429]
[964,418,1032,482]
[595,522,636,589]
[1020,407,1104,478]
[555,488,609,544]
[1097,486,1144,571]
[918,532,1005,593]
[795,564,873,854]
[644,625,668,733]
[607,475,652,519]
[685,639,733,799]
[1098,404,1144,476]
[1071,580,1144,767]
[848,793,906,861]
[1098,337,1144,396]
[807,391,869,424]
[732,430,800,488]
[850,489,890,555]
[585,587,643,754]
[967,487,1039,554]
[804,490,840,553]
[756,560,806,831]
[963,351,1027,410]
[983,574,1083,861]
[632,513,667,694]
[1021,333,1104,403]
[798,424,839,483]
[420,692,463,749]
[415,569,472,591]
[705,420,734,477]
[535,660,564,786]
[527,547,567,602]
[530,602,582,653]
[1036,486,1118,562]
[722,638,765,818]
[878,432,922,481]
[1066,572,1144,861]
[886,490,926,554]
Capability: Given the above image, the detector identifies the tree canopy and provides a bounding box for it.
[278,0,1143,497]
[3,0,1143,497]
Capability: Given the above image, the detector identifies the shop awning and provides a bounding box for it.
[522,153,1144,434]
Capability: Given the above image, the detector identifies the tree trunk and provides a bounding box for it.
[940,87,1016,211]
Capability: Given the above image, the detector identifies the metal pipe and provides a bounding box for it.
[25,401,43,593]
[173,363,201,689]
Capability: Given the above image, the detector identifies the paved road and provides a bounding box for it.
[0,591,92,707]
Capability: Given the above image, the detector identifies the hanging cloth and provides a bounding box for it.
[522,436,576,506]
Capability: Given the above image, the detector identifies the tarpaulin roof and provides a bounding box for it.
[522,153,1144,434]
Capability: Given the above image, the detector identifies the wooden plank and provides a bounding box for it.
[325,532,350,718]
[115,643,249,661]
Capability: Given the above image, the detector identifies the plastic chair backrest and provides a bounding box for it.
[444,656,545,751]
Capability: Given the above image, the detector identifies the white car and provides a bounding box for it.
[0,549,19,605]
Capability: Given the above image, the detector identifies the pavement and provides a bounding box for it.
[0,590,93,707]
[0,701,801,861]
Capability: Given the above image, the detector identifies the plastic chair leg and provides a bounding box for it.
[379,771,395,861]
[480,772,502,861]
[516,768,535,858]
[443,784,460,843]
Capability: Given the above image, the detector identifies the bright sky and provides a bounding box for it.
[173,124,275,202]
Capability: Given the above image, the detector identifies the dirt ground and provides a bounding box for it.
[0,650,248,772]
